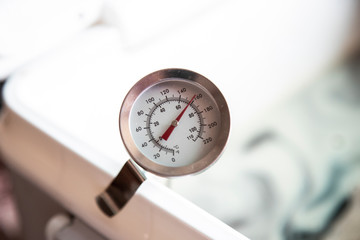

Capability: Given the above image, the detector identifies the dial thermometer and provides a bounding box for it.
[96,69,230,216]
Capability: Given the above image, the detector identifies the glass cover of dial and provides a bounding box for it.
[129,78,221,168]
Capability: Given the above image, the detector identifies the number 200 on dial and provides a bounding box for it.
[119,69,230,176]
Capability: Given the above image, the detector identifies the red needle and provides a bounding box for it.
[161,94,196,141]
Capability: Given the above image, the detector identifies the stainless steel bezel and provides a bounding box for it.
[119,68,230,177]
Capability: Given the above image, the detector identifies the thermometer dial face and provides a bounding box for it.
[120,69,230,176]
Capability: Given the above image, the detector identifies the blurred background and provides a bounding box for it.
[0,0,360,239]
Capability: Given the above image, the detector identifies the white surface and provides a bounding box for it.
[2,0,356,172]
[4,27,127,176]
[0,25,248,240]
[0,0,358,239]
[0,98,248,240]
[0,0,102,78]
